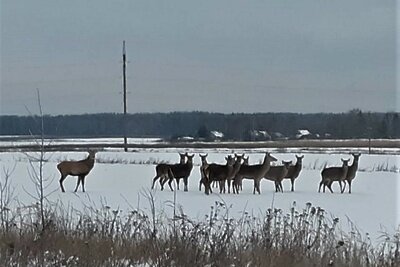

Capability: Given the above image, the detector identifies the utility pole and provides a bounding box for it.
[122,41,128,152]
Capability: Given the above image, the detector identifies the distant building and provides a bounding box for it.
[249,130,272,141]
[296,129,312,139]
[210,131,224,141]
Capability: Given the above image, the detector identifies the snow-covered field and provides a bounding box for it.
[0,146,399,243]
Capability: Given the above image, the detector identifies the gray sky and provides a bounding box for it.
[1,0,398,115]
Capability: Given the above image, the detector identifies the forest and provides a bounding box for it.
[1,110,399,140]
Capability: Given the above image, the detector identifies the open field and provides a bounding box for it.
[0,138,399,265]
[0,145,399,240]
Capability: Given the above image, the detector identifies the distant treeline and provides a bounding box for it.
[1,110,399,140]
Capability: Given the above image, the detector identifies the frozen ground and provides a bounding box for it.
[0,147,398,244]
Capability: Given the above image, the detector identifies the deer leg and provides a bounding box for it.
[348,180,352,194]
[183,177,188,192]
[274,182,279,192]
[160,175,168,191]
[81,176,86,192]
[318,181,323,193]
[205,183,210,195]
[278,181,283,193]
[253,179,260,194]
[340,180,346,194]
[291,179,294,192]
[327,181,334,193]
[59,174,67,193]
[151,175,160,189]
[159,176,164,189]
[74,176,82,192]
[168,176,174,191]
[219,180,225,194]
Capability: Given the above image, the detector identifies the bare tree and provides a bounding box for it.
[0,164,16,232]
[23,89,56,231]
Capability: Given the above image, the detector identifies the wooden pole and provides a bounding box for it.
[123,41,128,152]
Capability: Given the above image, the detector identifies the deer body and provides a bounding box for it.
[319,159,349,193]
[160,154,194,192]
[221,154,243,194]
[264,161,292,192]
[341,153,361,194]
[152,153,187,191]
[284,155,304,192]
[57,151,97,193]
[204,156,235,194]
[233,153,277,194]
[198,154,209,192]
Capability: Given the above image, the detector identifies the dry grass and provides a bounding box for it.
[0,199,398,267]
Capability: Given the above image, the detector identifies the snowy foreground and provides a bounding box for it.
[0,148,399,243]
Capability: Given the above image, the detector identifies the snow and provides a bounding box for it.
[0,145,398,244]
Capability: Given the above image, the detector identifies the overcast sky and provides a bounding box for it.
[1,1,398,115]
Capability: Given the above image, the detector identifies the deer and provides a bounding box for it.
[203,155,236,194]
[264,161,292,192]
[284,155,304,192]
[319,158,349,193]
[233,153,277,194]
[160,153,195,192]
[221,153,244,193]
[234,156,249,192]
[57,150,97,193]
[198,154,209,192]
[151,153,187,191]
[340,153,361,194]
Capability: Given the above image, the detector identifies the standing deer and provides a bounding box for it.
[221,153,244,194]
[284,155,304,192]
[234,156,249,192]
[204,155,235,194]
[57,150,97,193]
[341,153,361,194]
[264,161,292,192]
[233,153,277,194]
[319,158,349,193]
[151,153,187,191]
[160,153,194,192]
[198,154,209,192]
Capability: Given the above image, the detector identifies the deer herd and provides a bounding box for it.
[57,150,361,195]
[151,152,353,195]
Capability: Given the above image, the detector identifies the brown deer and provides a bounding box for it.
[57,150,97,193]
[319,158,349,193]
[203,155,236,194]
[151,153,186,191]
[160,153,194,192]
[222,153,244,193]
[233,153,277,194]
[284,155,304,192]
[234,156,249,192]
[341,153,361,194]
[198,154,209,192]
[264,161,292,192]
